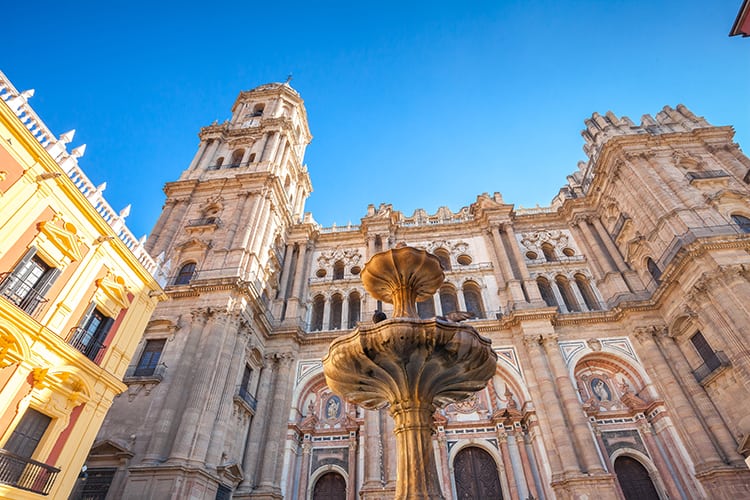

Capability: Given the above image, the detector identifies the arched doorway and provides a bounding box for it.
[312,472,346,500]
[614,456,659,500]
[453,446,503,499]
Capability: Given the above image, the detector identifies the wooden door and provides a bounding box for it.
[453,446,503,499]
[312,472,346,500]
[614,456,660,500]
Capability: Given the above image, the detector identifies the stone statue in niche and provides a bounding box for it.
[591,377,611,401]
[326,395,341,419]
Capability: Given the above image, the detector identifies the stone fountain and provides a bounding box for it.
[323,246,497,499]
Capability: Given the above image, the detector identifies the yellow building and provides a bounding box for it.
[0,72,164,498]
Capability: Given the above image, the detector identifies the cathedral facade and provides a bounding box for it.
[82,82,750,499]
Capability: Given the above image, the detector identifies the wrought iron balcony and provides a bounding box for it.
[0,273,48,317]
[686,169,730,182]
[68,328,106,363]
[235,385,257,412]
[0,448,60,496]
[124,362,166,382]
[692,351,730,384]
[186,216,222,228]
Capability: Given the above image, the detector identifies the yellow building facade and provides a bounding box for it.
[0,73,163,498]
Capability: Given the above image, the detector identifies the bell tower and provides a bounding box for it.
[146,82,313,298]
[97,83,315,498]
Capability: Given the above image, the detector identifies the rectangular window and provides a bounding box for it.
[215,485,232,500]
[73,467,116,500]
[5,408,52,459]
[134,339,166,376]
[70,305,114,362]
[690,331,721,372]
[0,248,60,316]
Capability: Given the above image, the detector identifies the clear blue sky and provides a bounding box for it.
[4,1,749,238]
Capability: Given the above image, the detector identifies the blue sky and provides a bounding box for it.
[4,1,749,238]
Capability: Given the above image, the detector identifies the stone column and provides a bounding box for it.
[436,431,452,500]
[366,236,376,259]
[228,193,254,250]
[143,308,209,463]
[502,224,542,303]
[348,433,358,500]
[186,140,209,171]
[540,335,605,474]
[258,354,297,494]
[488,224,524,304]
[261,132,280,163]
[146,199,178,254]
[497,430,520,500]
[633,327,726,469]
[205,322,248,466]
[636,418,683,500]
[520,334,578,477]
[320,296,331,330]
[169,312,235,463]
[239,356,278,490]
[515,432,538,500]
[361,409,383,491]
[297,439,312,500]
[507,432,530,500]
[591,217,629,272]
[570,218,605,278]
[202,139,221,168]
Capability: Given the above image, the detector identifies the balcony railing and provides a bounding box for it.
[236,386,257,411]
[0,448,60,496]
[124,362,166,382]
[68,328,105,363]
[186,216,222,228]
[692,351,731,384]
[686,169,730,181]
[0,273,49,317]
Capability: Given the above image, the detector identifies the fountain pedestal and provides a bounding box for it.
[323,247,497,499]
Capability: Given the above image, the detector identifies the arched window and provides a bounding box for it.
[439,285,458,315]
[248,153,256,163]
[537,277,557,307]
[230,149,244,167]
[374,235,383,253]
[575,273,600,311]
[646,258,661,285]
[541,243,557,262]
[731,214,750,233]
[613,456,659,500]
[311,295,325,331]
[215,156,224,167]
[462,282,484,319]
[434,249,452,271]
[417,296,436,319]
[329,293,343,330]
[252,103,265,117]
[333,260,345,280]
[348,291,361,328]
[555,275,580,312]
[173,262,196,285]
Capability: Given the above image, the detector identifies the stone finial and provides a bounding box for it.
[45,129,76,160]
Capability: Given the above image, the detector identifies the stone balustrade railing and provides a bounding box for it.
[0,70,157,275]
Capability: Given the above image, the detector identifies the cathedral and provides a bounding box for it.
[79,82,750,499]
